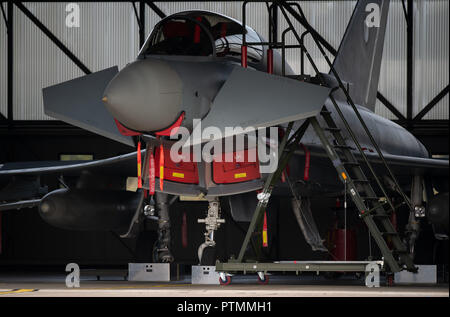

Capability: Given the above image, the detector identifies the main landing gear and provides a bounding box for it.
[152,192,174,263]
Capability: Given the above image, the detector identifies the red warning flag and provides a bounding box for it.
[262,211,268,247]
[148,149,155,195]
[300,143,310,181]
[137,141,142,188]
[159,144,164,191]
[181,212,188,248]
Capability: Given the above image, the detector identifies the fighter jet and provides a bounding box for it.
[1,1,448,268]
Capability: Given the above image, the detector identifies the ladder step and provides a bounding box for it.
[353,179,370,183]
[373,213,389,218]
[334,144,352,149]
[313,101,415,272]
[342,161,360,166]
[392,249,409,255]
[361,196,380,201]
[381,232,399,236]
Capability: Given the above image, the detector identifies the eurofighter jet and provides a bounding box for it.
[1,0,448,268]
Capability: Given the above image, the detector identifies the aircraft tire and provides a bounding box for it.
[135,230,158,262]
[200,246,216,266]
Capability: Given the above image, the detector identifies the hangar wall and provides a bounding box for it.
[0,15,5,119]
[0,1,448,121]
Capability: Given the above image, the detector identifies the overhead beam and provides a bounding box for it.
[139,1,146,47]
[270,3,278,44]
[145,0,166,19]
[132,1,146,48]
[0,2,7,29]
[15,1,91,75]
[376,92,406,121]
[401,0,408,24]
[132,2,142,29]
[413,85,450,122]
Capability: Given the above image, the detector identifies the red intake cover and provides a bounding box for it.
[155,112,185,137]
[213,149,261,184]
[155,146,199,184]
[114,119,141,136]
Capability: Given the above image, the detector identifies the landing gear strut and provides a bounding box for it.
[153,192,174,263]
[198,199,225,265]
[405,175,425,257]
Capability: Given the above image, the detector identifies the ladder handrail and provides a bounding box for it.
[276,4,397,213]
[276,0,413,212]
[236,0,416,272]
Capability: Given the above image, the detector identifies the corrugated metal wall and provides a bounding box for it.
[2,2,140,120]
[0,1,448,121]
[0,5,6,119]
[413,0,448,120]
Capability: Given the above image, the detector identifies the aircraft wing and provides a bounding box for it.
[1,144,447,179]
[0,152,141,211]
[188,67,331,145]
[0,143,447,212]
[0,151,143,179]
[302,143,449,177]
[42,66,135,147]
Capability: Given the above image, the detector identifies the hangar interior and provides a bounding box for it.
[0,0,448,291]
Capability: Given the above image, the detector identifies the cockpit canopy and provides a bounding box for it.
[139,11,263,62]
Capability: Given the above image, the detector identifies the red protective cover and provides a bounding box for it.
[213,149,261,184]
[155,112,185,137]
[114,119,141,136]
[154,147,199,184]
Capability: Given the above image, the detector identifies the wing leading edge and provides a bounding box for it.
[43,66,135,147]
[187,66,331,146]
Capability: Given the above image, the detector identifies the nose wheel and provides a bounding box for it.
[198,244,217,266]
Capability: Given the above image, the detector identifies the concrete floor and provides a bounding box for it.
[0,273,447,297]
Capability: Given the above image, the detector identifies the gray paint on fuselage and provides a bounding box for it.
[131,52,429,197]
[146,55,237,129]
[299,98,428,159]
[142,53,428,160]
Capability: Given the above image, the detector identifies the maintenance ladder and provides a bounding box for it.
[217,0,416,275]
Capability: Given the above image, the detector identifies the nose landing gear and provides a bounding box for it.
[197,199,225,265]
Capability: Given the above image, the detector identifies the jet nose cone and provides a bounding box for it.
[103,59,183,132]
